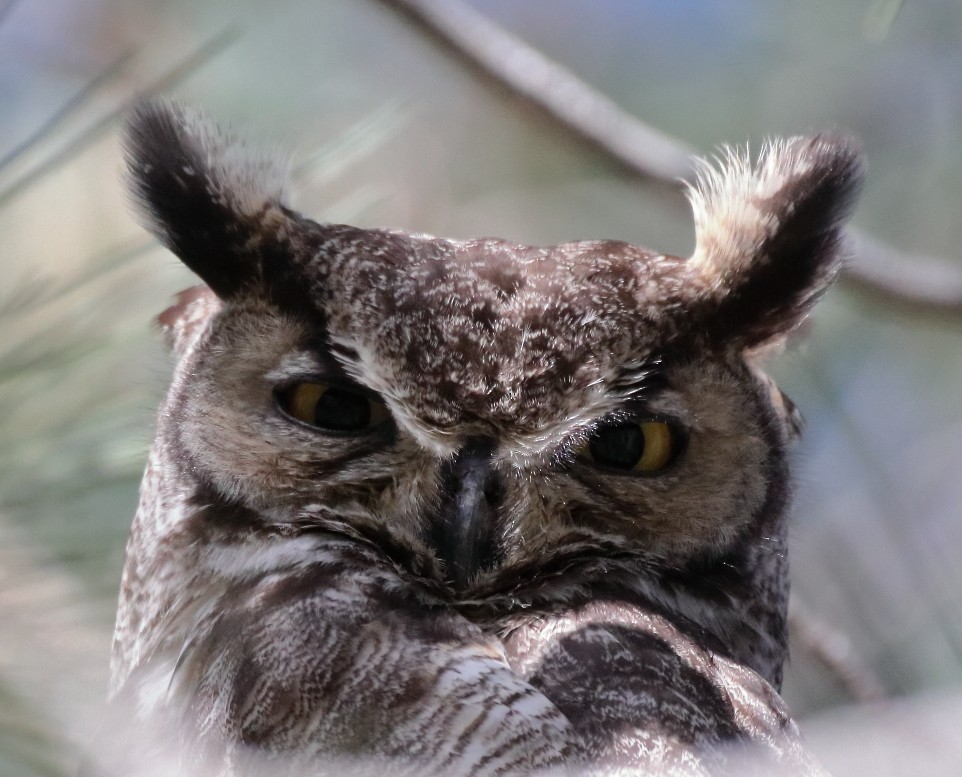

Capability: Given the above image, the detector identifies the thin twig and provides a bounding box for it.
[0,26,240,209]
[0,49,135,175]
[374,0,962,317]
[863,0,906,41]
[789,599,888,704]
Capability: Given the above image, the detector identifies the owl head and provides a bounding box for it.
[121,101,862,687]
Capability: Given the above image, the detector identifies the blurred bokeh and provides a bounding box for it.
[2,0,961,774]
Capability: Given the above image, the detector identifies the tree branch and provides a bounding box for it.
[376,0,695,189]
[843,229,962,317]
[375,0,962,317]
[789,599,888,705]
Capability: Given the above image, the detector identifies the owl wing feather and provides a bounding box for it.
[104,538,575,777]
[504,600,827,776]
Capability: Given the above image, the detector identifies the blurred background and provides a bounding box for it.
[1,0,961,774]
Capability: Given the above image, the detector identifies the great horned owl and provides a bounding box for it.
[99,101,863,776]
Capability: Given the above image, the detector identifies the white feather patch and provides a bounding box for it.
[686,138,817,286]
[173,102,291,220]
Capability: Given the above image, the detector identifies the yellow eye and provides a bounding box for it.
[580,420,680,472]
[277,381,391,432]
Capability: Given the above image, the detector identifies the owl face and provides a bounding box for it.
[120,102,862,689]
[172,241,782,592]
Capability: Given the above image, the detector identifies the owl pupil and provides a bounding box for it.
[314,387,371,430]
[589,423,645,469]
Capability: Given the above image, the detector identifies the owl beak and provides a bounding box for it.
[431,437,502,590]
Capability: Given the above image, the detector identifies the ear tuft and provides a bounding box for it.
[123,100,292,299]
[686,135,864,348]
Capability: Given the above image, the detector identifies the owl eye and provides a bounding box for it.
[580,420,681,473]
[277,381,391,432]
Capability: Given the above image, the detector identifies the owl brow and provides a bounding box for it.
[609,359,667,400]
[264,346,354,385]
